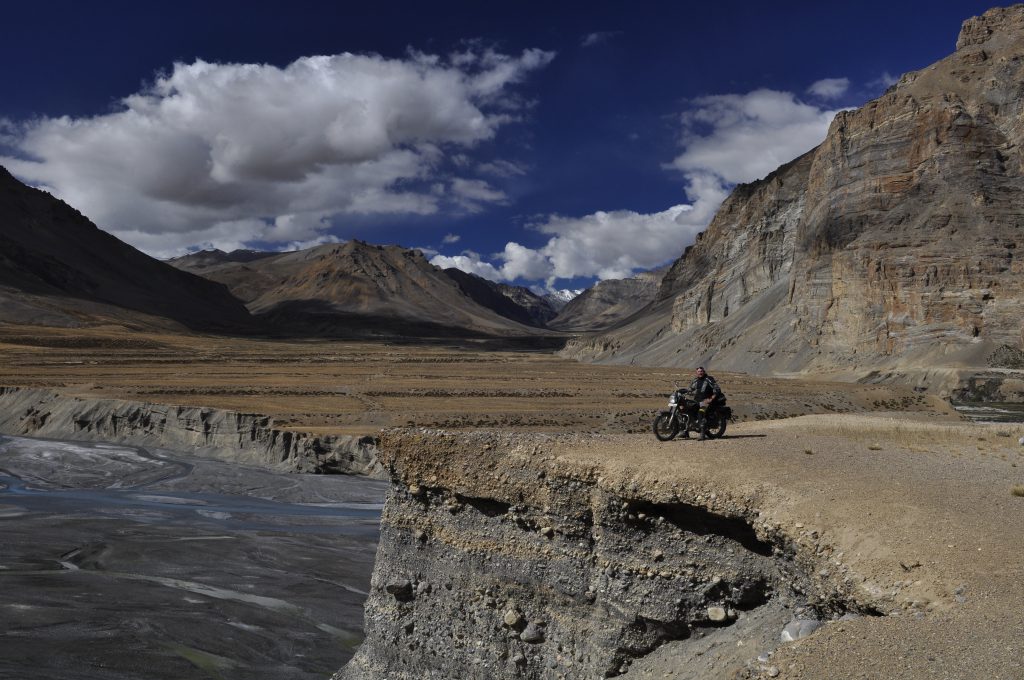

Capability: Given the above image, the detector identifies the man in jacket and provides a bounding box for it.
[688,366,723,440]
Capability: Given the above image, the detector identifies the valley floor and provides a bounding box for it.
[3,323,1021,679]
[0,324,957,438]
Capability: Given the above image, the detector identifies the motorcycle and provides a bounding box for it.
[652,387,731,441]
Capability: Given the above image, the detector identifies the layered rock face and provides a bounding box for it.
[0,387,383,477]
[566,7,1024,390]
[338,431,875,680]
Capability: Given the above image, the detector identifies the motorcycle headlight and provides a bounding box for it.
[668,398,677,406]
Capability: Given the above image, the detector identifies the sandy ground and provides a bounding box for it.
[555,417,1024,679]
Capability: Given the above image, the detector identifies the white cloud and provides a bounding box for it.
[450,177,509,212]
[868,71,898,91]
[430,252,503,280]
[284,234,344,251]
[581,31,621,47]
[0,117,16,146]
[806,77,850,100]
[477,159,527,177]
[441,233,461,244]
[531,199,731,283]
[436,86,840,285]
[428,203,710,285]
[498,241,554,280]
[2,48,554,257]
[671,88,841,185]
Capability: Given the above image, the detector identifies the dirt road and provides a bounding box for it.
[559,417,1024,679]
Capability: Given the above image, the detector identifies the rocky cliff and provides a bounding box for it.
[564,6,1024,395]
[336,430,885,680]
[0,386,383,477]
[336,423,1024,679]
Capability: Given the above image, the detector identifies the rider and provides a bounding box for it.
[687,366,723,440]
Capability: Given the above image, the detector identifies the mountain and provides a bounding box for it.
[0,166,254,331]
[549,267,667,331]
[564,6,1024,393]
[498,284,560,326]
[166,248,283,305]
[542,289,582,311]
[169,240,548,338]
[442,268,557,327]
[168,248,276,270]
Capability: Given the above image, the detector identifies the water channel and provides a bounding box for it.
[952,401,1024,424]
[0,435,387,680]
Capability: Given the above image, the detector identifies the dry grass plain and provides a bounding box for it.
[0,324,958,437]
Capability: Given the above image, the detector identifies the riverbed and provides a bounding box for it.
[952,401,1024,424]
[0,435,387,680]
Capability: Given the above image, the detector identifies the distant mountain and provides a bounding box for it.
[442,269,557,327]
[549,268,666,331]
[0,166,254,331]
[542,289,582,311]
[169,240,549,338]
[168,248,276,270]
[497,284,560,326]
[565,6,1024,393]
[166,248,283,304]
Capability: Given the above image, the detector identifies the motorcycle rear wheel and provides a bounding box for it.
[705,413,728,439]
[653,413,679,441]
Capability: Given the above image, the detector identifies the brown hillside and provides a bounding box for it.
[0,167,253,331]
[172,240,552,338]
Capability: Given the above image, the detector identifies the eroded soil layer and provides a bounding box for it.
[0,386,383,477]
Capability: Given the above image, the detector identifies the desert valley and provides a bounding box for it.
[2,5,1024,680]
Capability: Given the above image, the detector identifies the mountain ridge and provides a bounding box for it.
[170,240,552,338]
[0,166,254,331]
[550,266,667,331]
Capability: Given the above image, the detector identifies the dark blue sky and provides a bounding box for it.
[0,1,999,288]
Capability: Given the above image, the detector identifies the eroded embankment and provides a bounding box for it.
[337,430,890,680]
[0,386,383,477]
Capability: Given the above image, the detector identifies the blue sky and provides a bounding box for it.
[0,0,997,291]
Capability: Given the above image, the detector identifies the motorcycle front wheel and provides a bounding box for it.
[653,413,679,441]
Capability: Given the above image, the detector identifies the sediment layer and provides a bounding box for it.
[0,386,383,477]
